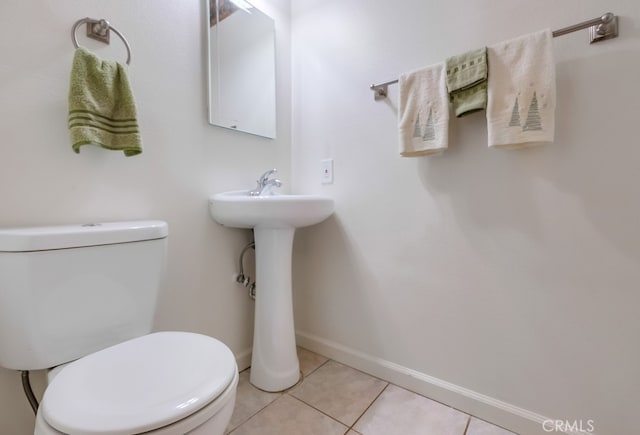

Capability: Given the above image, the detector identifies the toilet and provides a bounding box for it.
[0,221,238,434]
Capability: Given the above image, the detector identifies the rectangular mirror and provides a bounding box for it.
[207,0,277,139]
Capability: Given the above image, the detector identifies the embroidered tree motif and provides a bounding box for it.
[508,97,521,127]
[523,92,543,131]
[412,112,421,138]
[422,108,436,141]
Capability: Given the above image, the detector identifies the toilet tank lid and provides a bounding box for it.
[0,220,168,252]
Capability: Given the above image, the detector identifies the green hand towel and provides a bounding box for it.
[445,47,488,117]
[68,47,142,156]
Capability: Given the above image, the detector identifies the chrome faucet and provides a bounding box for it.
[250,168,282,196]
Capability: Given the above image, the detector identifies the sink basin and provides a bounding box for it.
[208,190,334,229]
[208,189,334,391]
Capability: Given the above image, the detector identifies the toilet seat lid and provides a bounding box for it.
[41,331,237,435]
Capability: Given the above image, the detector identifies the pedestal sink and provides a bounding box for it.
[208,190,334,391]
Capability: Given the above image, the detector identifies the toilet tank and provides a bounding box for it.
[0,221,168,370]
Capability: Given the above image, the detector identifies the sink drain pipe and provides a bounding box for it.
[235,241,256,300]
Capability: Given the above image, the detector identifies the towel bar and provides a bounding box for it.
[71,17,132,65]
[370,12,619,100]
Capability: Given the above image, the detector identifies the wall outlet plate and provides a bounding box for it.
[321,159,334,184]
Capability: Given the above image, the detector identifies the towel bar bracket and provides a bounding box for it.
[370,79,398,101]
[86,19,111,44]
[589,14,618,44]
[370,84,388,100]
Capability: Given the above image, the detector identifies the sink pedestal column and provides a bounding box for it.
[250,227,300,392]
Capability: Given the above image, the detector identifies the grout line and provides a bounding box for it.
[232,352,516,435]
[297,355,391,431]
[297,331,537,433]
[328,358,390,385]
[285,393,350,430]
[228,393,290,434]
[297,346,332,378]
[226,369,284,434]
[231,350,332,432]
[226,395,283,433]
[303,355,332,379]
[286,355,383,431]
[347,382,390,432]
[463,415,471,435]
[468,416,519,434]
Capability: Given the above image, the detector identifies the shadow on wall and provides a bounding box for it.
[417,50,640,263]
[293,215,393,354]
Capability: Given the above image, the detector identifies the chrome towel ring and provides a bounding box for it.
[71,17,132,65]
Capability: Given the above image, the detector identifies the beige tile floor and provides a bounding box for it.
[226,348,517,435]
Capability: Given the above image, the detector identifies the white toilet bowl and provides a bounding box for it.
[33,332,238,435]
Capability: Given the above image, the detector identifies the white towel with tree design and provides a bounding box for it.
[398,62,450,157]
[487,29,556,149]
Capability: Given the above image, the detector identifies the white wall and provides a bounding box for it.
[291,1,640,434]
[0,0,290,433]
[2,1,638,433]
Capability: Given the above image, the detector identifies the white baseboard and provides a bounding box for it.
[295,330,582,435]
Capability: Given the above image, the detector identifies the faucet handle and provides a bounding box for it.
[257,168,278,184]
[250,168,280,196]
